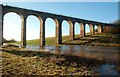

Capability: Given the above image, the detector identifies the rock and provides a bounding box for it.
[2,44,19,48]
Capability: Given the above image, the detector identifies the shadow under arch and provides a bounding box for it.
[3,12,21,45]
[61,20,70,43]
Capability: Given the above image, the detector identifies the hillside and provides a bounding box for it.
[9,33,120,46]
[9,35,73,45]
[113,19,120,25]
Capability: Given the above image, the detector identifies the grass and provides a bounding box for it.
[63,33,120,46]
[1,33,120,75]
[9,33,120,46]
[9,35,78,46]
[1,46,105,75]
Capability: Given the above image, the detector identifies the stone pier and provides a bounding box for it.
[40,18,46,46]
[0,5,3,46]
[80,23,85,37]
[21,16,27,47]
[98,24,102,33]
[69,20,75,40]
[56,19,62,44]
[89,24,94,35]
[0,4,110,47]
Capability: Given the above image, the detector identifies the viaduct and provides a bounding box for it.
[0,4,113,47]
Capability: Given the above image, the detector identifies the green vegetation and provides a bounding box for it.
[1,46,104,75]
[9,33,120,46]
[63,33,120,46]
[1,33,120,75]
[9,35,76,45]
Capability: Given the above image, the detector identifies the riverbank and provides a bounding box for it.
[0,44,120,75]
[1,33,120,75]
[1,46,107,75]
[62,33,120,46]
[8,33,120,47]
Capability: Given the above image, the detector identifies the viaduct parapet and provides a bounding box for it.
[0,4,114,47]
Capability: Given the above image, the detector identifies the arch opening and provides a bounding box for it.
[26,15,40,46]
[3,12,21,45]
[74,22,80,39]
[45,18,56,45]
[94,25,98,34]
[85,24,90,36]
[62,20,70,43]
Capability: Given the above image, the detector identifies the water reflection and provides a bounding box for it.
[2,44,120,75]
[97,64,119,75]
[26,45,120,62]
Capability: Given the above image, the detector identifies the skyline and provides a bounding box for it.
[1,2,118,41]
[0,0,119,2]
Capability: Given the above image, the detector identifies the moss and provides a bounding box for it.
[1,49,104,75]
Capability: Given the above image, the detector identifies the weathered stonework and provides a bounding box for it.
[80,23,85,37]
[21,15,27,47]
[89,24,94,35]
[0,5,3,46]
[0,4,114,47]
[68,20,75,41]
[55,19,62,44]
[40,17,46,46]
[97,24,102,33]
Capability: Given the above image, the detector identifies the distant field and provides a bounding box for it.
[9,35,80,45]
[8,33,120,46]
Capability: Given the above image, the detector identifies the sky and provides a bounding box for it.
[0,0,119,2]
[0,2,118,41]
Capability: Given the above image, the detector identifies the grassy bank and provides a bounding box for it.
[1,33,120,75]
[1,47,105,75]
[9,35,78,46]
[9,33,120,46]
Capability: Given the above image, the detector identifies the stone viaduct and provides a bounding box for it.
[0,4,113,47]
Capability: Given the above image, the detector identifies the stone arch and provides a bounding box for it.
[89,24,94,35]
[74,22,80,39]
[26,15,40,45]
[68,20,75,41]
[61,20,70,43]
[97,24,102,33]
[3,12,22,44]
[85,23,90,36]
[0,5,108,47]
[38,16,46,46]
[54,18,62,44]
[94,25,98,34]
[79,22,85,37]
[45,17,56,45]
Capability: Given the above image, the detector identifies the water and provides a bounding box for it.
[26,45,120,75]
[2,44,120,75]
[26,45,119,62]
[97,63,119,75]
